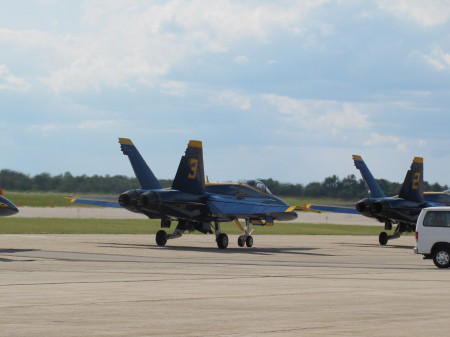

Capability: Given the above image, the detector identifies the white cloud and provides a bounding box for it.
[159,80,187,96]
[262,94,370,134]
[213,90,251,110]
[28,120,121,135]
[416,47,450,72]
[234,56,250,65]
[363,132,411,152]
[377,0,450,27]
[0,64,30,91]
[1,1,333,93]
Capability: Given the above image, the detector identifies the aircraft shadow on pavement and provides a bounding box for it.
[0,248,38,262]
[99,242,333,257]
[338,242,414,250]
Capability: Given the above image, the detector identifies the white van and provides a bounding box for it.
[414,207,450,268]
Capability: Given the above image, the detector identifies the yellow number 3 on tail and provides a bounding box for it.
[188,158,198,179]
[412,173,420,189]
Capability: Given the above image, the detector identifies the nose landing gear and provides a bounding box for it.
[234,219,254,248]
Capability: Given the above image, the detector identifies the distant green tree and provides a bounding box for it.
[0,169,447,199]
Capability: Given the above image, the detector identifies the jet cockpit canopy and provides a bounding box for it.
[240,179,273,195]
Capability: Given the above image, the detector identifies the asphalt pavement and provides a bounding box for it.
[0,234,446,337]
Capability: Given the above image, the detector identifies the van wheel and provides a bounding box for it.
[433,247,450,268]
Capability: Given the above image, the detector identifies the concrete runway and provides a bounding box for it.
[0,233,448,337]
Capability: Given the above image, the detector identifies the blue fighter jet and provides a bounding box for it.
[0,194,18,217]
[70,138,306,249]
[352,155,450,245]
[309,155,450,245]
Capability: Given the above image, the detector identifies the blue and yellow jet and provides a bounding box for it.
[309,155,450,245]
[0,194,18,217]
[70,138,306,249]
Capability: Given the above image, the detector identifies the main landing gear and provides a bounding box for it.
[378,221,415,245]
[155,227,183,247]
[154,219,231,249]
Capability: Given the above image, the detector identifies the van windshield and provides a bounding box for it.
[423,211,450,227]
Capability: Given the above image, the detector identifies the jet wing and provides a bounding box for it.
[67,196,121,208]
[306,203,358,214]
[207,197,297,219]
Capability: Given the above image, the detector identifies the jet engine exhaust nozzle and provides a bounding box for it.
[138,191,161,211]
[371,201,384,214]
[118,189,143,212]
[355,202,367,213]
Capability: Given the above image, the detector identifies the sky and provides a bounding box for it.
[1,0,450,186]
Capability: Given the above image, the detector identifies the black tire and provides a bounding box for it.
[156,230,168,247]
[237,235,245,247]
[433,246,450,268]
[245,235,253,248]
[379,232,388,246]
[217,233,229,249]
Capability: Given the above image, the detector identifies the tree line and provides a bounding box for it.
[0,169,448,200]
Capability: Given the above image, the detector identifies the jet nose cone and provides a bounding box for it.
[9,205,19,215]
[0,196,19,216]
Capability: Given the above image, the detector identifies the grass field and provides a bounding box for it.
[0,217,400,236]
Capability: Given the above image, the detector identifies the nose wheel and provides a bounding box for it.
[238,234,253,247]
[235,219,254,248]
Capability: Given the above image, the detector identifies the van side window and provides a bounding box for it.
[423,211,450,227]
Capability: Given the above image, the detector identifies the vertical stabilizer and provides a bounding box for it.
[353,155,386,198]
[172,140,206,195]
[398,157,424,202]
[118,138,162,190]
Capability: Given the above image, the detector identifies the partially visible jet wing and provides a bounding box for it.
[306,203,359,214]
[67,196,121,208]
